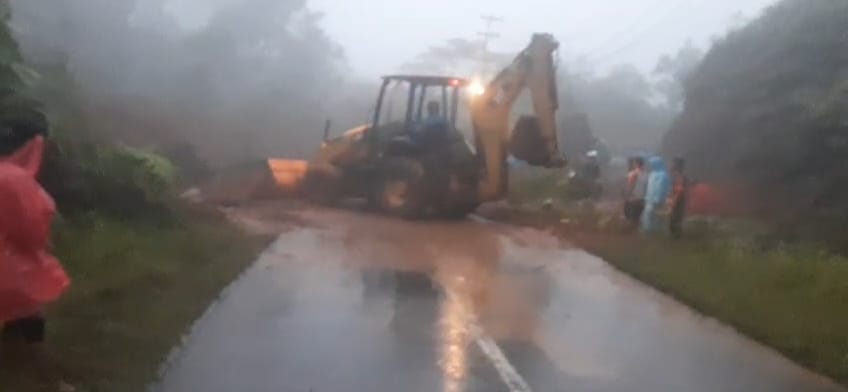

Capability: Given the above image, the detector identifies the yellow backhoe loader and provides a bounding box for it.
[222,33,564,218]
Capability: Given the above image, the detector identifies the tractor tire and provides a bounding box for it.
[439,202,480,220]
[376,158,425,219]
[302,163,341,206]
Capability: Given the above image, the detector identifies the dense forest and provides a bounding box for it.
[663,0,848,230]
[9,0,356,165]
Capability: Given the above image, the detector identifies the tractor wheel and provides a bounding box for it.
[439,202,480,220]
[302,164,341,206]
[376,158,424,219]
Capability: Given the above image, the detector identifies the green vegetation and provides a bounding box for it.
[507,167,568,205]
[10,0,348,165]
[507,166,601,205]
[0,2,272,391]
[663,0,848,237]
[1,210,270,392]
[583,228,848,385]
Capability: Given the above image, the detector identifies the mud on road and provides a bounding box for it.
[154,201,844,392]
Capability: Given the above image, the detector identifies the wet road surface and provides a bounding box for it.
[154,205,844,392]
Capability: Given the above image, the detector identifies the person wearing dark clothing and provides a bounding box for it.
[668,157,689,239]
[412,100,449,149]
[414,101,451,198]
[582,150,601,182]
[2,316,46,343]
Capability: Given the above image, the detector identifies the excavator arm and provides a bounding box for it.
[470,33,564,201]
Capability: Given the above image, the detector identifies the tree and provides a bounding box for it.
[653,41,703,112]
[602,64,653,100]
[560,64,673,156]
[663,0,848,226]
[0,0,46,155]
[8,0,346,163]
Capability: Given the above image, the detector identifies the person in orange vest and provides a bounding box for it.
[668,157,690,239]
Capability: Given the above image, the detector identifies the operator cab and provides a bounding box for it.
[368,75,470,156]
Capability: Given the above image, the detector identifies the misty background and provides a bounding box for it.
[7,0,771,164]
[4,2,848,389]
[7,0,848,236]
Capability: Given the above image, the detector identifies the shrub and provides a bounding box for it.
[41,137,178,220]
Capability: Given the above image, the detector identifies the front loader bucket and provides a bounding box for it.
[267,159,309,194]
[200,159,309,205]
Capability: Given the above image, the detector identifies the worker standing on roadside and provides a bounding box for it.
[624,156,647,228]
[641,156,671,233]
[668,157,689,239]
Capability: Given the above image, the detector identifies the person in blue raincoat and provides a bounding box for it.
[641,156,671,233]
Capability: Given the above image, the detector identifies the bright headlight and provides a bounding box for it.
[468,80,485,96]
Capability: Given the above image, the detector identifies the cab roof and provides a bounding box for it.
[382,75,469,86]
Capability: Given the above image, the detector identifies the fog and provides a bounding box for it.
[309,0,775,76]
[10,0,362,164]
[7,0,776,164]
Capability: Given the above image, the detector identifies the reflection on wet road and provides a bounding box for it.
[155,206,844,392]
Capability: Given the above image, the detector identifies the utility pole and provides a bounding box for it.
[478,14,503,52]
[477,14,503,77]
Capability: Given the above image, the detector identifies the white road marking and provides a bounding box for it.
[444,288,534,392]
[472,326,534,392]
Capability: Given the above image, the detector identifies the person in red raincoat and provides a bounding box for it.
[0,135,69,343]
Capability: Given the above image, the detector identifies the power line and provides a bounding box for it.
[585,0,708,65]
[572,0,668,54]
[582,0,685,61]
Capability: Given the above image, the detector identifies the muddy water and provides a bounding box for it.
[153,205,844,392]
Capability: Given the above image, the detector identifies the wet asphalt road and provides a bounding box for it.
[154,205,844,392]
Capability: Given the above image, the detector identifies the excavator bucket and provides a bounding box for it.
[510,115,555,166]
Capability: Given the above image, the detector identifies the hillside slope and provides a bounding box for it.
[663,0,848,220]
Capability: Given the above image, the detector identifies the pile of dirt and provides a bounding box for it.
[195,161,288,205]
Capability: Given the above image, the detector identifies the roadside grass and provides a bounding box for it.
[506,167,567,205]
[494,168,848,385]
[0,208,271,392]
[579,231,848,385]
